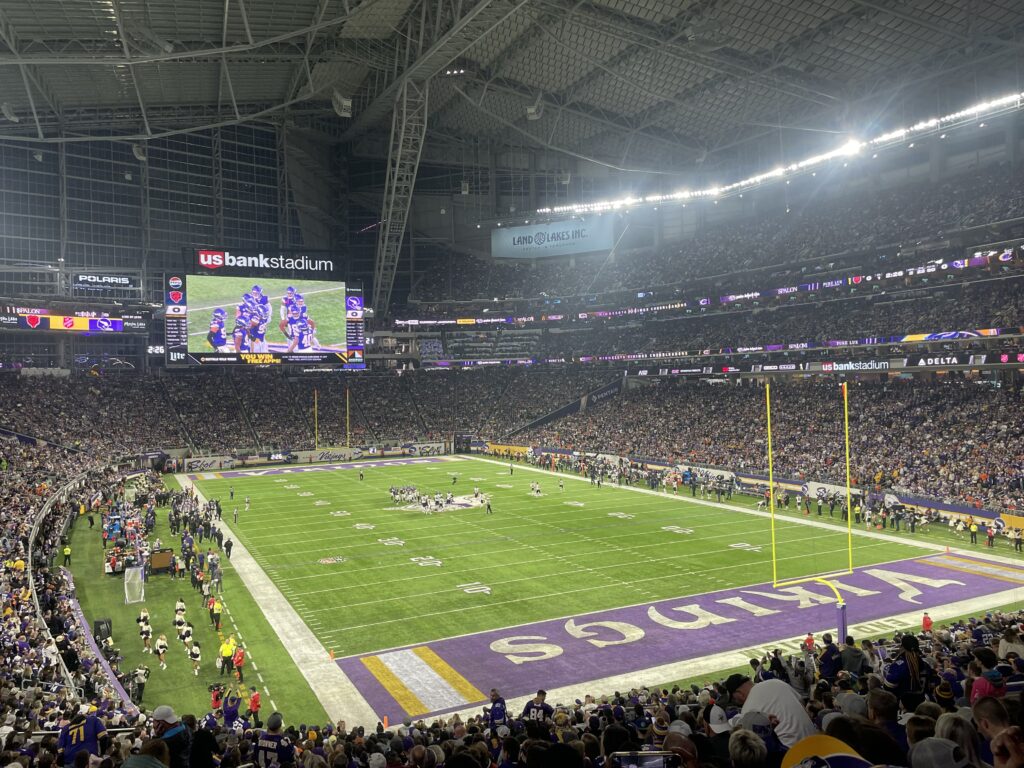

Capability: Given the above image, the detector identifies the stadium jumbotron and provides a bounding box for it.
[2,1,1024,766]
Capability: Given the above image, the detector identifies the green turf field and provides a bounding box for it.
[69,474,329,724]
[190,458,929,659]
[186,275,347,353]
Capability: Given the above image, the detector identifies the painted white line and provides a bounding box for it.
[258,673,265,683]
[271,700,278,711]
[176,474,377,725]
[251,662,258,671]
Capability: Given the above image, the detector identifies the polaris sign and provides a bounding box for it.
[491,217,615,259]
[74,274,138,291]
[192,248,338,279]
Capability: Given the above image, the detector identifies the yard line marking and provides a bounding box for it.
[295,527,840,607]
[318,539,898,637]
[258,673,264,682]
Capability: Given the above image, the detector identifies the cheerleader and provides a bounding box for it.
[138,618,153,654]
[181,622,194,649]
[174,610,187,642]
[175,597,187,614]
[155,633,169,670]
[189,641,202,676]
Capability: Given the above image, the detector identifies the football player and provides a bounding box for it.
[288,317,315,353]
[278,286,297,337]
[233,296,254,353]
[207,308,228,351]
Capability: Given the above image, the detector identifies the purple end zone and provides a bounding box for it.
[337,554,1023,721]
[187,456,453,480]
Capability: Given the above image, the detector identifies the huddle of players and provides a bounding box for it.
[207,284,317,354]
[389,484,487,514]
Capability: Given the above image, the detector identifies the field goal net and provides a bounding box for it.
[124,566,145,604]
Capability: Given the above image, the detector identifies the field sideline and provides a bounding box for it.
[176,455,1024,723]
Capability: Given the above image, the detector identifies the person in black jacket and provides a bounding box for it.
[152,706,191,768]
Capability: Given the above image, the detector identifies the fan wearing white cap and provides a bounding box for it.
[151,706,190,768]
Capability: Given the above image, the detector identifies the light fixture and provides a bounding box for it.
[332,89,352,118]
[132,144,147,162]
[979,122,986,128]
[908,142,914,148]
[526,94,544,121]
[32,151,43,162]
[1,103,19,123]
[940,133,947,139]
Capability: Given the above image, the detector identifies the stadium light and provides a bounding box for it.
[1,103,19,123]
[535,91,1024,217]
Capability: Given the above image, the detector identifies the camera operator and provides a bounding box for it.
[133,663,151,704]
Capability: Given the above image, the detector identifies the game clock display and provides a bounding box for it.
[163,274,364,367]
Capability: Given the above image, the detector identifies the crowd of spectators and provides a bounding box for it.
[0,438,148,757]
[521,378,1024,510]
[0,376,187,455]
[8,601,1024,767]
[412,162,1024,304]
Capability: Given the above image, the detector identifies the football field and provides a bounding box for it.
[180,455,1024,721]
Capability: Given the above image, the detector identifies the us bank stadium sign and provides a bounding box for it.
[190,248,339,279]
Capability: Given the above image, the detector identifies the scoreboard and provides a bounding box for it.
[0,303,150,334]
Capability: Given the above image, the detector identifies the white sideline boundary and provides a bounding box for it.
[175,474,377,726]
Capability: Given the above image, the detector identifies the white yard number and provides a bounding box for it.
[730,542,763,553]
[564,501,585,507]
[458,582,492,595]
[284,484,299,489]
[273,478,287,483]
[353,523,375,529]
[379,537,406,546]
[662,525,694,535]
[608,512,635,519]
[298,491,313,497]
[411,556,443,567]
[331,510,351,517]
[314,500,329,506]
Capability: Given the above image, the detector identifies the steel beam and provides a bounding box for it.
[372,79,429,315]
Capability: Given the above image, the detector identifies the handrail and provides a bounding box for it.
[27,470,89,698]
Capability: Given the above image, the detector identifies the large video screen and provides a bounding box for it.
[164,274,364,367]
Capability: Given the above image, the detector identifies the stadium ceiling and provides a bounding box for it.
[0,0,1022,168]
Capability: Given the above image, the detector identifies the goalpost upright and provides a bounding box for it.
[765,379,856,640]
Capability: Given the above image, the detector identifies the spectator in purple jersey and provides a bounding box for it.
[255,712,294,768]
[484,688,508,731]
[521,689,554,722]
[57,712,108,767]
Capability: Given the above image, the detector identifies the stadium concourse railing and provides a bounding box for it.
[26,457,141,712]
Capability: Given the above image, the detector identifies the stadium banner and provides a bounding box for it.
[401,442,445,456]
[485,442,532,457]
[190,247,341,279]
[292,448,363,462]
[184,456,235,472]
[491,217,615,259]
[581,378,622,410]
[73,273,140,292]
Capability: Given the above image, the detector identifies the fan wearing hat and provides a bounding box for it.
[699,703,732,764]
[254,712,294,767]
[725,673,816,748]
[151,706,190,768]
